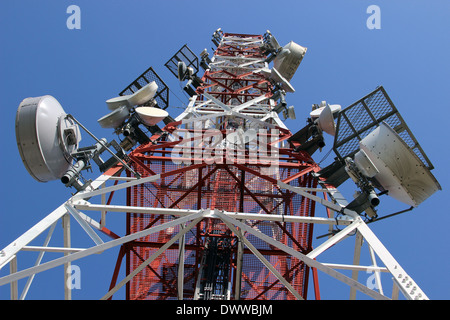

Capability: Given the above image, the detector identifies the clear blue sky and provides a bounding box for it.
[0,0,449,300]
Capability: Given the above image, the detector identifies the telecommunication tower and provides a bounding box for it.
[0,30,440,301]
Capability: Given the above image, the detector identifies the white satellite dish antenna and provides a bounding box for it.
[310,103,341,136]
[106,81,158,110]
[97,105,130,129]
[253,67,295,94]
[15,95,81,182]
[135,107,169,126]
[273,41,307,81]
[127,81,158,107]
[270,68,295,93]
[106,95,130,110]
[357,122,441,207]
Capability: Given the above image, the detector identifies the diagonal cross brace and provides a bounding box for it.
[215,211,389,300]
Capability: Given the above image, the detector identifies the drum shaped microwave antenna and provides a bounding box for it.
[330,86,441,209]
[273,41,307,82]
[356,122,440,207]
[15,95,81,182]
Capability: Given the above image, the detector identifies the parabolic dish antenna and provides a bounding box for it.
[310,103,341,136]
[106,95,130,110]
[97,105,130,129]
[127,81,158,107]
[310,103,341,118]
[135,106,169,126]
[358,122,441,207]
[15,95,81,182]
[270,67,295,93]
[106,81,158,110]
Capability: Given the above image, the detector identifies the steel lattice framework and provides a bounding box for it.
[0,30,430,301]
[119,33,319,300]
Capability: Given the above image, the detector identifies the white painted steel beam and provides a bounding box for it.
[101,215,203,300]
[356,222,428,300]
[215,211,388,300]
[0,211,204,287]
[220,215,304,300]
[0,173,116,270]
[22,246,87,253]
[63,213,71,300]
[350,231,364,300]
[71,174,161,201]
[20,222,57,300]
[307,220,363,259]
[277,180,358,218]
[65,204,104,246]
[9,257,17,300]
[322,263,388,273]
[73,203,355,226]
[0,204,68,270]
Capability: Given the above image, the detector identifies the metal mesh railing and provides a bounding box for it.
[165,44,199,79]
[126,154,316,300]
[119,66,169,110]
[333,86,434,170]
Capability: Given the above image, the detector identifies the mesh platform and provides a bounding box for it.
[165,44,199,79]
[119,66,169,110]
[333,86,434,170]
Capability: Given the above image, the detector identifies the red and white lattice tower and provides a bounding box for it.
[1,30,433,301]
[115,32,319,300]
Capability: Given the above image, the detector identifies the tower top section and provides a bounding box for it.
[163,30,307,140]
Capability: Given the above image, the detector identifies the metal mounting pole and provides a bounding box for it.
[65,114,140,178]
[177,223,186,300]
[350,231,363,300]
[234,228,244,300]
[63,213,71,300]
[9,257,18,300]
